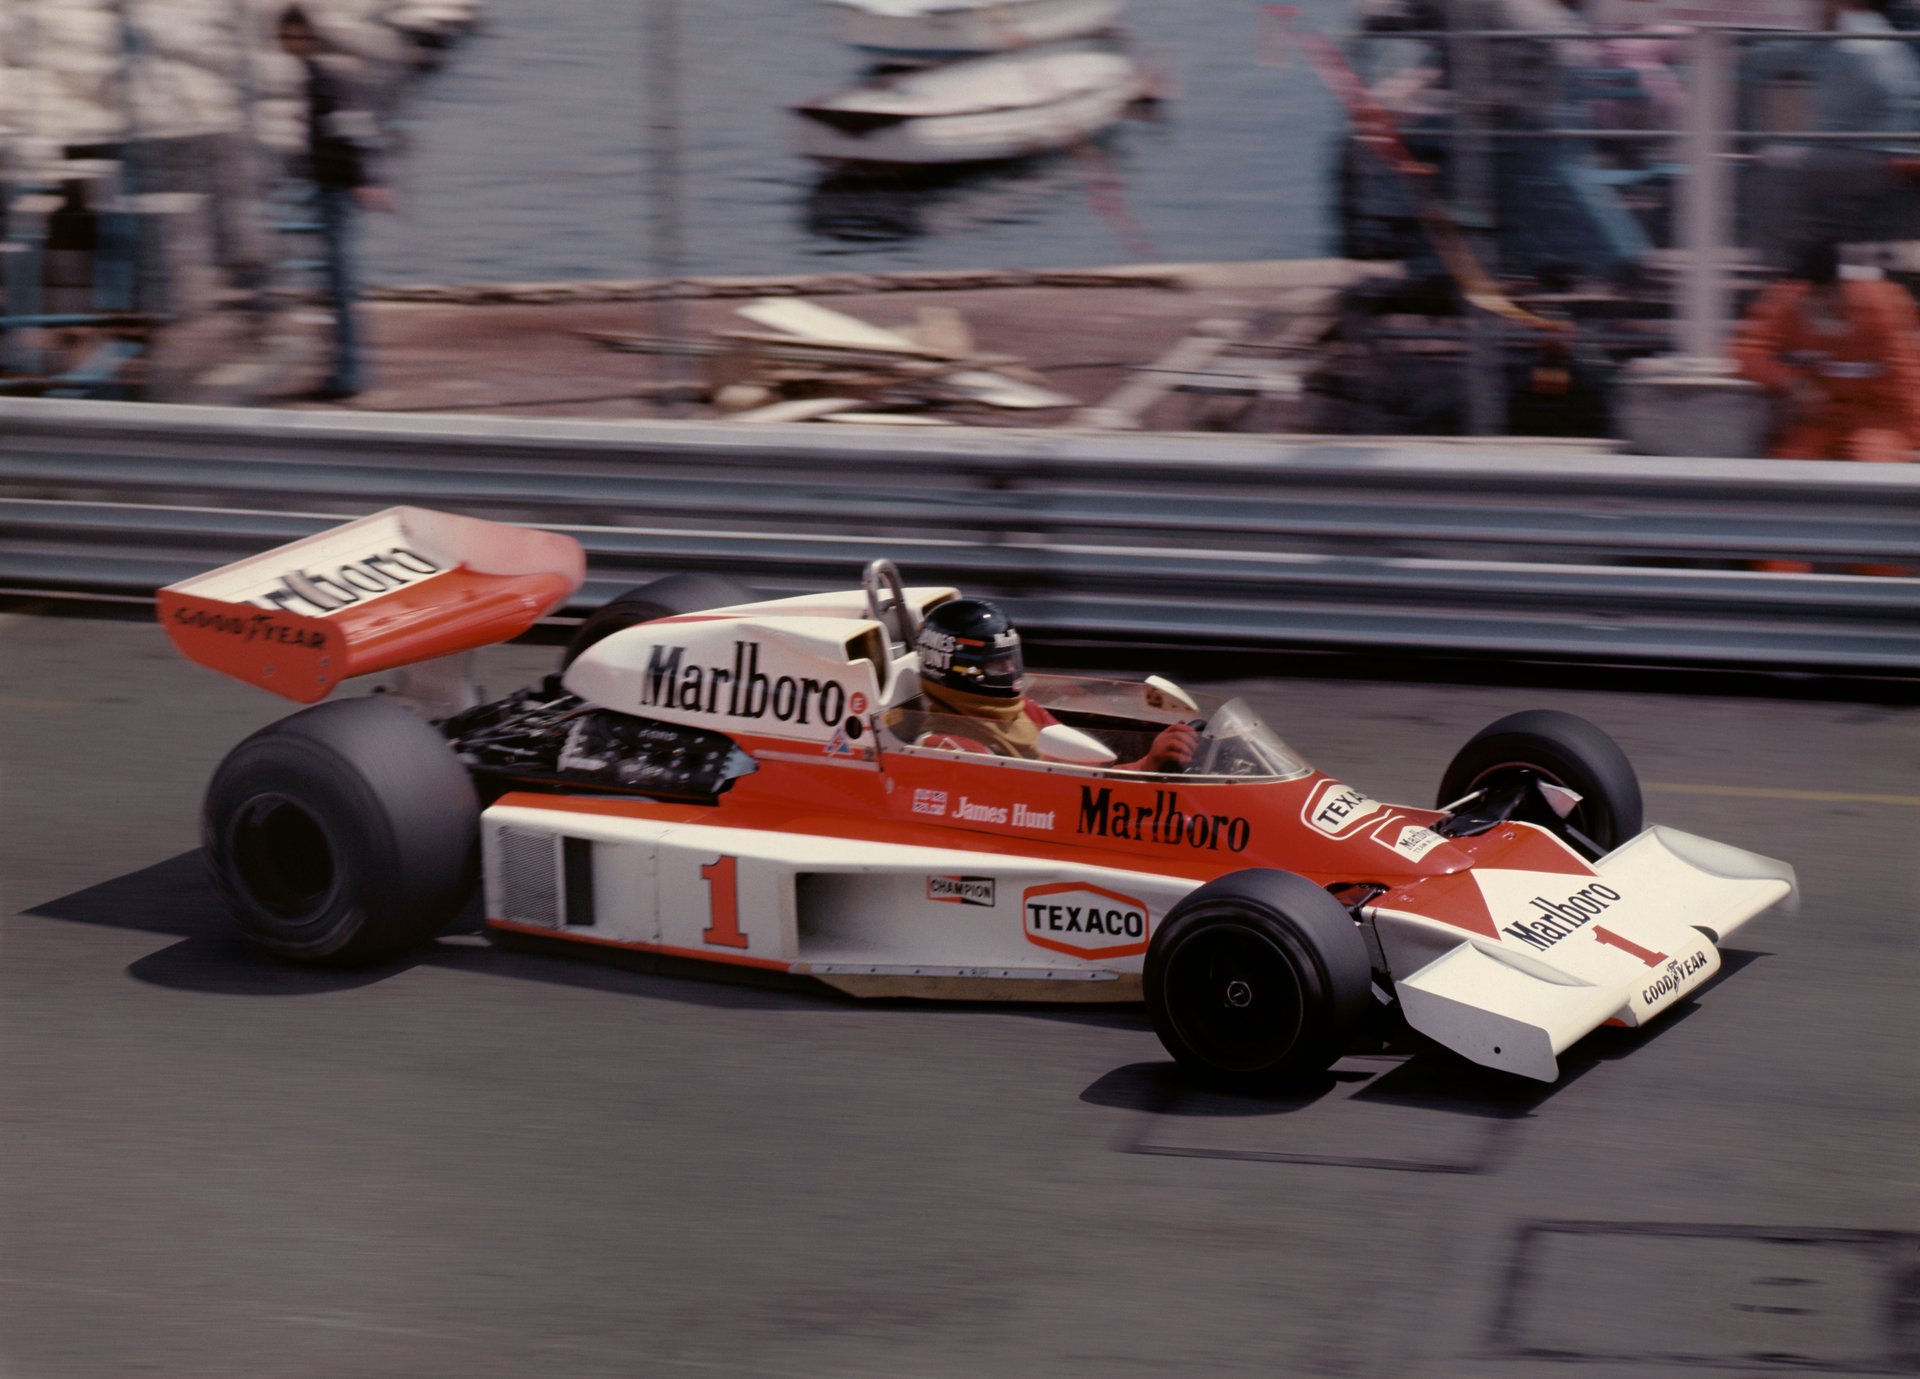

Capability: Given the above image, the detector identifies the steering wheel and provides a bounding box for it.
[863,559,917,649]
[1175,715,1216,776]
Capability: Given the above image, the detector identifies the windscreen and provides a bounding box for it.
[1186,698,1312,781]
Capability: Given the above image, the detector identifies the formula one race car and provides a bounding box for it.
[161,507,1797,1088]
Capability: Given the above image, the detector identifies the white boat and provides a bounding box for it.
[793,44,1148,168]
[824,0,1123,57]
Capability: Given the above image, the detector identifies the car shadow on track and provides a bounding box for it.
[27,851,432,995]
[1081,1051,1568,1119]
[26,851,825,1009]
[25,850,1155,1029]
[1082,1056,1552,1173]
[1078,957,1768,1169]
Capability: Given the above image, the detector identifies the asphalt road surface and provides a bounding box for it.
[2,608,1915,1379]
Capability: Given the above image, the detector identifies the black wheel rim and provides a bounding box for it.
[230,794,336,920]
[1161,922,1306,1074]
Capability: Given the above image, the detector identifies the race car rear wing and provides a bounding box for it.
[158,507,585,702]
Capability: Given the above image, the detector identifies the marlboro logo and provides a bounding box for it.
[641,640,847,726]
[246,546,444,615]
[1075,786,1250,852]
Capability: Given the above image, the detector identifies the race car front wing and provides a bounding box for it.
[1378,826,1796,1081]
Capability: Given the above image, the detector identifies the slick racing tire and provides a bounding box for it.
[1436,709,1643,859]
[561,572,754,669]
[203,697,481,965]
[1144,870,1371,1092]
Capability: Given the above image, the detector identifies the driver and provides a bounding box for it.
[896,598,1197,772]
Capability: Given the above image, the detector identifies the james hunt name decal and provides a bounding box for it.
[643,640,846,726]
[928,876,995,907]
[1302,780,1382,838]
[1502,883,1622,951]
[244,546,444,616]
[952,797,1055,829]
[1022,881,1151,960]
[1076,787,1250,852]
[918,625,1016,675]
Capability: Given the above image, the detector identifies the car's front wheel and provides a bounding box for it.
[1436,710,1642,859]
[1144,869,1371,1091]
[203,697,480,965]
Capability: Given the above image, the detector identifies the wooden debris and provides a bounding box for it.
[821,412,950,425]
[1074,323,1245,430]
[728,396,866,424]
[911,305,973,359]
[1073,293,1349,431]
[940,369,1077,410]
[736,298,939,355]
[730,296,1077,418]
[581,296,1077,424]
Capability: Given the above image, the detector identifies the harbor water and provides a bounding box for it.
[361,0,1349,284]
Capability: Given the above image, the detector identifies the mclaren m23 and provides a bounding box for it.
[160,507,1797,1089]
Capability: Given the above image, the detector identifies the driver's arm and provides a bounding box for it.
[1117,721,1199,773]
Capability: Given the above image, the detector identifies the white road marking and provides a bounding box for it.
[1648,782,1920,808]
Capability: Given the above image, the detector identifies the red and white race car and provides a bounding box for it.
[161,507,1797,1088]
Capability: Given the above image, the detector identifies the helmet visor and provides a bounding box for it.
[970,635,1024,695]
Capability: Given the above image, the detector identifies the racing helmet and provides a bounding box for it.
[915,598,1025,700]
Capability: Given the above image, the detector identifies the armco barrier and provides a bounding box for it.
[0,398,1914,673]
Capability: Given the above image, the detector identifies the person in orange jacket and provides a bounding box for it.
[1732,240,1920,464]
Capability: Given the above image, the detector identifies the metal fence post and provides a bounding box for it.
[645,0,690,414]
[1679,24,1734,360]
[1448,11,1503,435]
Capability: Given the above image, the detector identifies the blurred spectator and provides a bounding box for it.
[1755,1,1920,262]
[278,5,396,401]
[1731,240,1920,463]
[1817,0,1920,133]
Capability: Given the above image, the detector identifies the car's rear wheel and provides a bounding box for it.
[1436,710,1642,858]
[1144,869,1371,1091]
[203,697,480,965]
[561,572,754,669]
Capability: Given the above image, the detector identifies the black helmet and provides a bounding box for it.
[916,598,1024,700]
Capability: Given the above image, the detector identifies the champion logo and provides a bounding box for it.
[928,876,995,907]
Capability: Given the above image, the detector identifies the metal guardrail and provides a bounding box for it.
[0,398,1915,673]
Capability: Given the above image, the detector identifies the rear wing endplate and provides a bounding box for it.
[158,507,585,702]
